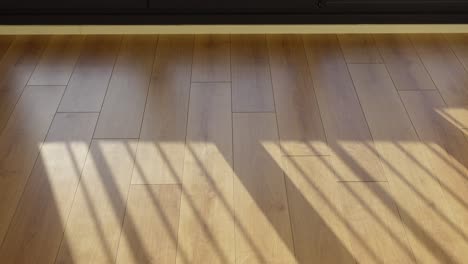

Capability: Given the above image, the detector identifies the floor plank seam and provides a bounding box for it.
[0,35,53,249]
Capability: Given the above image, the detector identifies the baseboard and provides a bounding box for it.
[0,24,467,35]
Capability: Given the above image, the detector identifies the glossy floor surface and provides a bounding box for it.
[0,34,468,263]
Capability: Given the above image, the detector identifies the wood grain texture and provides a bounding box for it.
[338,34,382,64]
[28,35,84,86]
[433,105,468,130]
[400,90,468,248]
[176,82,235,264]
[445,34,468,71]
[0,36,49,131]
[267,35,327,155]
[303,35,386,182]
[338,182,415,263]
[0,113,98,264]
[0,35,14,62]
[131,35,193,184]
[56,140,138,264]
[0,85,65,243]
[58,35,122,112]
[2,34,468,264]
[233,113,295,264]
[374,34,436,91]
[116,185,181,264]
[349,64,468,264]
[231,34,274,112]
[191,35,230,82]
[410,34,468,106]
[94,35,157,139]
[443,34,468,129]
[283,156,355,264]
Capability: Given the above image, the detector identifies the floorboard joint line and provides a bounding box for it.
[0,35,52,248]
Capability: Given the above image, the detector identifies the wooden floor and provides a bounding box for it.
[0,34,468,264]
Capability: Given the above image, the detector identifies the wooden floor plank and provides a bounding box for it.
[191,35,230,82]
[283,156,355,264]
[56,140,138,263]
[28,35,84,86]
[410,34,468,106]
[338,182,415,263]
[176,83,235,264]
[400,90,468,244]
[374,34,436,91]
[338,34,383,64]
[0,113,98,264]
[428,104,468,130]
[94,35,157,139]
[231,34,275,112]
[445,34,468,71]
[0,36,49,131]
[303,35,386,181]
[0,85,65,243]
[349,63,468,263]
[233,113,295,264]
[267,35,328,155]
[131,35,193,184]
[0,36,14,62]
[2,33,468,264]
[116,185,181,264]
[58,35,121,112]
[442,34,468,129]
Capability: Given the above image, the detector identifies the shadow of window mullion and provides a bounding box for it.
[91,141,153,263]
[122,142,190,264]
[426,143,468,182]
[182,143,268,263]
[328,141,456,263]
[398,142,468,208]
[394,142,468,238]
[326,144,419,259]
[437,109,467,131]
[364,141,468,242]
[56,143,116,263]
[281,151,381,263]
